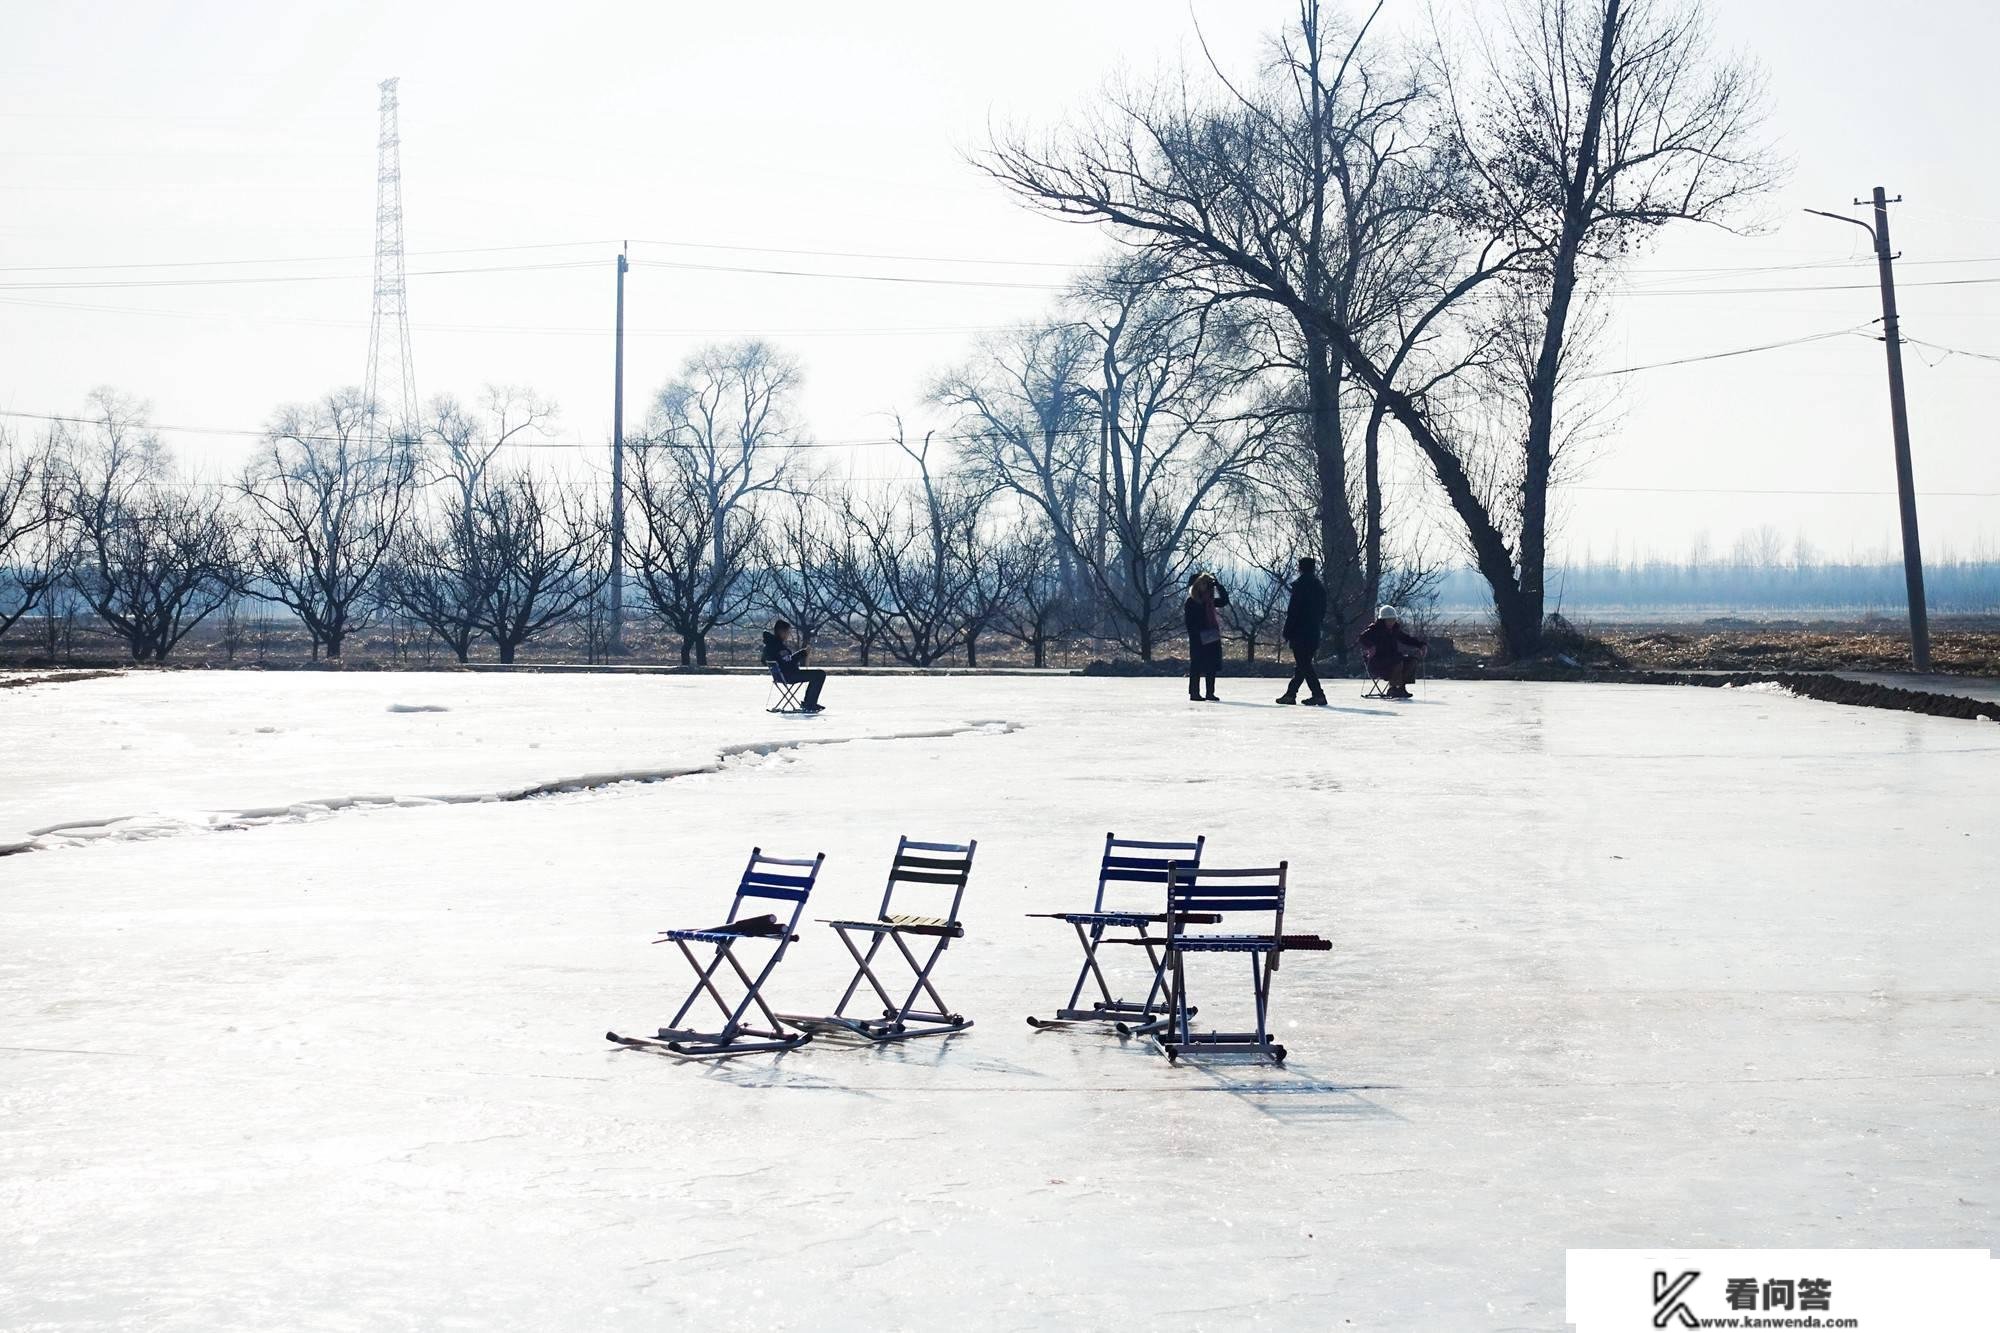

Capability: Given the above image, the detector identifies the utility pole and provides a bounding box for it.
[1806,187,1930,671]
[609,244,628,654]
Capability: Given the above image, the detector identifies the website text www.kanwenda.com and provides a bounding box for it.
[1693,1318,1858,1329]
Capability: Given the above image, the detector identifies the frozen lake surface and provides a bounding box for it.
[2,672,1996,1330]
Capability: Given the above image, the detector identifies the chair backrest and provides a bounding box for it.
[876,836,976,924]
[728,847,825,933]
[1092,832,1205,915]
[1165,861,1287,942]
[768,660,789,683]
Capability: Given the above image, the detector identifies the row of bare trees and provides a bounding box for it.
[4,1,1771,667]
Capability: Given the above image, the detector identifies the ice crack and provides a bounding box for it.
[1,720,1021,857]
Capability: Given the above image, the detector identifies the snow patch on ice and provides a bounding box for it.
[387,703,451,714]
[3,718,1021,856]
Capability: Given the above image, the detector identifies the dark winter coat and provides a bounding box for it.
[762,630,807,679]
[1282,571,1327,649]
[1358,619,1425,667]
[1184,585,1229,674]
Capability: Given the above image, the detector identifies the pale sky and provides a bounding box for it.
[3,0,1996,565]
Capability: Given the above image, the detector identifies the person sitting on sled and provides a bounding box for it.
[1359,605,1427,700]
[762,619,827,712]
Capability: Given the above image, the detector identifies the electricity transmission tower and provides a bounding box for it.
[363,76,418,439]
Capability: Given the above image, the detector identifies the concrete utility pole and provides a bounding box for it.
[1806,188,1931,672]
[609,244,629,654]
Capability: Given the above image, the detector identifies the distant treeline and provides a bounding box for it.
[1432,559,2000,617]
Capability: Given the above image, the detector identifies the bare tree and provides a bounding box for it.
[1386,0,1777,656]
[240,388,416,660]
[756,490,844,645]
[469,469,607,664]
[931,319,1097,596]
[829,431,985,668]
[990,525,1076,669]
[649,341,805,622]
[64,392,241,662]
[421,387,557,509]
[0,427,66,641]
[981,1,1457,643]
[628,439,763,666]
[1077,270,1274,659]
[382,511,491,664]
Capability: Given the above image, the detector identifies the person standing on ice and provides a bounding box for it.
[762,619,826,712]
[1183,572,1229,702]
[1275,556,1329,706]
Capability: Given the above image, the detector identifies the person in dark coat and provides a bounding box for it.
[1182,571,1229,702]
[1275,556,1329,706]
[761,619,826,711]
[1359,604,1427,699]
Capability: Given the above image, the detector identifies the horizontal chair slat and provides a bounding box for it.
[1173,897,1282,913]
[1103,855,1182,870]
[900,840,971,853]
[740,885,807,902]
[754,855,823,868]
[1173,866,1285,878]
[1110,839,1204,851]
[1171,880,1284,895]
[895,855,970,871]
[890,869,966,885]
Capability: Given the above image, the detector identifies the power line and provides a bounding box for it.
[0,239,618,274]
[1903,336,2000,365]
[626,258,1063,291]
[0,259,600,292]
[0,296,1014,338]
[1581,325,1876,378]
[1568,484,1999,497]
[1631,274,2000,296]
[627,238,1079,269]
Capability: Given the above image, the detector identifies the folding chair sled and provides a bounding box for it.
[767,663,808,714]
[1154,860,1331,1066]
[1024,833,1208,1037]
[780,836,977,1044]
[606,848,824,1059]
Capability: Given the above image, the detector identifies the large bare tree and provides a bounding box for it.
[930,319,1097,596]
[468,469,606,665]
[647,340,805,623]
[241,388,417,660]
[0,427,65,641]
[1401,0,1775,655]
[1077,268,1274,659]
[627,439,763,666]
[65,392,241,662]
[980,1,1450,642]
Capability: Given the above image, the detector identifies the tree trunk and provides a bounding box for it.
[1304,334,1363,659]
[966,632,979,667]
[326,628,343,661]
[694,632,708,667]
[1514,0,1621,661]
[679,637,693,666]
[499,640,517,664]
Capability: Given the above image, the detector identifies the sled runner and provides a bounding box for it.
[1025,832,1209,1034]
[781,836,977,1043]
[1153,860,1330,1066]
[607,847,824,1059]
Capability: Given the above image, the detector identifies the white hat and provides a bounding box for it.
[1378,604,1399,621]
